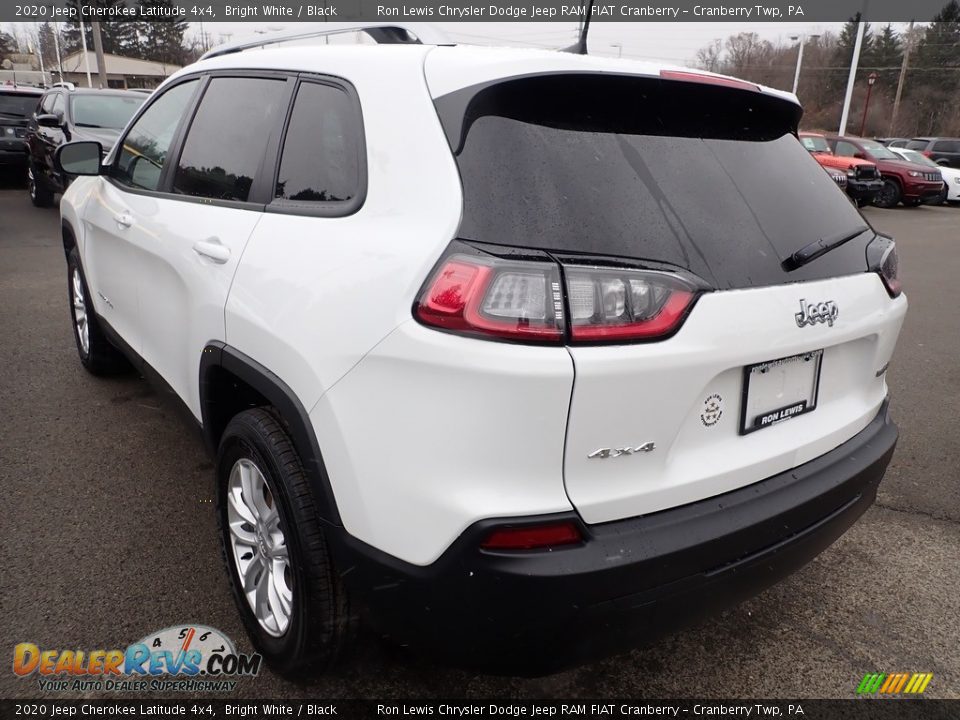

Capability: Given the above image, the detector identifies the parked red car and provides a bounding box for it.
[826,135,944,208]
[799,132,883,206]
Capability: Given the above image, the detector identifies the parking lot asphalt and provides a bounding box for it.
[1,172,958,700]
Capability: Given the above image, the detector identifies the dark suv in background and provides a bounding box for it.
[0,86,43,175]
[26,86,143,206]
[828,135,944,208]
[905,137,960,168]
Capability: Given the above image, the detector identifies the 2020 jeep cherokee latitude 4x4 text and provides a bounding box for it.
[56,25,907,675]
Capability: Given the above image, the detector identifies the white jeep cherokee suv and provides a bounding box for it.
[56,24,907,675]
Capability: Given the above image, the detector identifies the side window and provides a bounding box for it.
[113,80,198,192]
[835,141,859,157]
[934,140,959,153]
[274,82,363,207]
[172,76,289,203]
[51,93,66,117]
[905,140,927,150]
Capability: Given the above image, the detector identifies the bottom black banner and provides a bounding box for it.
[0,700,957,720]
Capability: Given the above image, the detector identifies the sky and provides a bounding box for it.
[191,21,865,65]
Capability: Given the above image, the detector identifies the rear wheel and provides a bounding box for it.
[28,164,54,208]
[217,408,354,675]
[873,179,902,208]
[67,249,130,375]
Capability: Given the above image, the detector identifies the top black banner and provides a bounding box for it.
[5,0,960,24]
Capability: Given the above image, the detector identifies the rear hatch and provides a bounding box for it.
[0,91,38,151]
[430,67,906,524]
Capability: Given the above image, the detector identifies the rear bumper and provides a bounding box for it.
[333,400,897,674]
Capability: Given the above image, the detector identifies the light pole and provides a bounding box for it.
[789,33,820,96]
[859,72,879,137]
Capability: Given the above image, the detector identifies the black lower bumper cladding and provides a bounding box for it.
[332,402,897,674]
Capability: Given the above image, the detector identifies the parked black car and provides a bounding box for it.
[26,86,143,206]
[0,86,43,174]
[905,137,960,167]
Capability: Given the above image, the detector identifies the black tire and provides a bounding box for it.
[28,163,54,208]
[67,249,130,375]
[855,198,869,208]
[873,178,902,208]
[217,408,354,676]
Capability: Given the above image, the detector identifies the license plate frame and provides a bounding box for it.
[739,349,824,435]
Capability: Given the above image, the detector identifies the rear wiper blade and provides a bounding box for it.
[782,225,869,271]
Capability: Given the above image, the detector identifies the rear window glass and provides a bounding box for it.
[70,94,143,129]
[801,135,830,152]
[435,74,870,290]
[905,140,928,150]
[0,92,41,118]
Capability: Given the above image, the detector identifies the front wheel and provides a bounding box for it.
[217,408,354,675]
[67,249,130,375]
[873,179,902,208]
[28,164,54,208]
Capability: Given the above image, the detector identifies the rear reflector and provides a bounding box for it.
[480,521,583,551]
[660,70,758,92]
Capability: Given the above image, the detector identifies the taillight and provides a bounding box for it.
[414,252,564,343]
[564,267,696,342]
[414,243,702,344]
[867,236,902,298]
[480,521,583,551]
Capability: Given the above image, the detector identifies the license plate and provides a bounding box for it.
[739,350,823,435]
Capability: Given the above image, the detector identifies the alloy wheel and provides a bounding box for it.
[71,269,89,356]
[226,458,293,637]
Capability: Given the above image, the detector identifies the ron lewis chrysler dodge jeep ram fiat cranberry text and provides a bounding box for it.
[55,24,906,675]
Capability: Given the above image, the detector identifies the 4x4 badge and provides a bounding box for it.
[588,443,656,459]
[795,299,839,328]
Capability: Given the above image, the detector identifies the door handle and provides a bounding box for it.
[113,212,133,229]
[193,239,231,264]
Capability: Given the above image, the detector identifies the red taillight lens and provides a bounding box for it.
[565,267,696,342]
[480,521,583,551]
[415,254,565,343]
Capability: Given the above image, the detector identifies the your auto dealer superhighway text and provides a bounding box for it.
[376,4,802,18]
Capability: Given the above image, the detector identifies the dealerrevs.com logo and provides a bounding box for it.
[13,625,261,693]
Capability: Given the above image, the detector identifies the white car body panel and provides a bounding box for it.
[564,274,906,524]
[310,321,575,566]
[224,47,463,412]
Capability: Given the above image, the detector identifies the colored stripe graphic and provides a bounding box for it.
[857,672,932,694]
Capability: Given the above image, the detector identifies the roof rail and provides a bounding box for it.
[200,23,453,60]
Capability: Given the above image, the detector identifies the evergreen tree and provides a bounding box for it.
[138,0,189,65]
[871,24,903,93]
[909,0,960,133]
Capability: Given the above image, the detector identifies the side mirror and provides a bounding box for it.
[853,152,867,160]
[56,141,103,176]
[36,113,61,128]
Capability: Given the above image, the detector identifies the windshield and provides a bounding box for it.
[0,92,41,118]
[801,135,831,152]
[895,149,937,168]
[860,140,898,160]
[70,94,143,129]
[435,74,872,291]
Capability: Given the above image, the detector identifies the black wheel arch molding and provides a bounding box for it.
[199,341,343,527]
